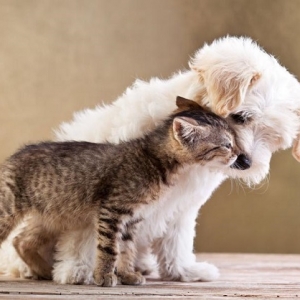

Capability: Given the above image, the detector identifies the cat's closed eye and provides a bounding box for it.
[222,142,232,149]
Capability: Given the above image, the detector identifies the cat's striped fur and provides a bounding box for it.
[0,97,242,286]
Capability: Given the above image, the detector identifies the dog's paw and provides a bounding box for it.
[53,263,94,285]
[94,272,118,287]
[180,262,220,282]
[135,253,157,276]
[118,271,146,285]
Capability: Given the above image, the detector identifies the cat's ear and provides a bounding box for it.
[173,116,209,144]
[176,96,203,111]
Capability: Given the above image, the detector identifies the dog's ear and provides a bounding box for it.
[192,67,261,117]
[292,133,300,162]
[173,116,209,144]
[189,43,261,117]
[176,96,203,111]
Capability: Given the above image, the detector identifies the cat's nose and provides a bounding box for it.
[231,154,251,170]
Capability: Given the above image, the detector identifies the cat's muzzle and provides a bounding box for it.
[231,154,252,170]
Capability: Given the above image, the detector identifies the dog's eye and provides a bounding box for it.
[230,112,251,125]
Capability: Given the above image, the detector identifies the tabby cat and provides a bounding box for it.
[0,97,243,286]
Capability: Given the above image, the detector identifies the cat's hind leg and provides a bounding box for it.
[13,219,55,280]
[0,214,16,246]
[0,221,35,279]
[0,181,19,247]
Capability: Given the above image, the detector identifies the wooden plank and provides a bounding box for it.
[0,254,300,299]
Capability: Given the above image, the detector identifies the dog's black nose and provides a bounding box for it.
[231,154,252,170]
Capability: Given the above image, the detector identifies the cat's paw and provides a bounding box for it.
[180,262,220,282]
[94,272,118,287]
[118,271,146,285]
[19,264,37,279]
[53,263,94,285]
[23,270,40,280]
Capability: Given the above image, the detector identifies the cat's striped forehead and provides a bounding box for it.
[172,109,231,130]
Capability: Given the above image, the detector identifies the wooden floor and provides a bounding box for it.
[0,253,300,299]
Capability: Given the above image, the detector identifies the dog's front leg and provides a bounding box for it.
[153,207,219,282]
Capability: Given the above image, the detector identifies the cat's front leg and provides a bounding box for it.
[117,220,145,285]
[94,245,118,287]
[94,211,119,287]
[153,207,219,282]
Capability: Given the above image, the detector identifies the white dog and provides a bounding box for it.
[1,36,300,284]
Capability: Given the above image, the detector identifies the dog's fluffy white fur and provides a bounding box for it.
[1,36,300,284]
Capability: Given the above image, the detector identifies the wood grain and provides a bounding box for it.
[0,253,300,299]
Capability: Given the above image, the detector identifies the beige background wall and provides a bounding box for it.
[0,0,299,253]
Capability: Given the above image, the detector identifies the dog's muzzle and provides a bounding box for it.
[231,154,252,170]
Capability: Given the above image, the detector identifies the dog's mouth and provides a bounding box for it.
[230,154,252,170]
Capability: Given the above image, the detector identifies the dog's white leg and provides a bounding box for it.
[154,207,219,282]
[52,225,96,285]
[151,166,223,282]
[134,242,158,276]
